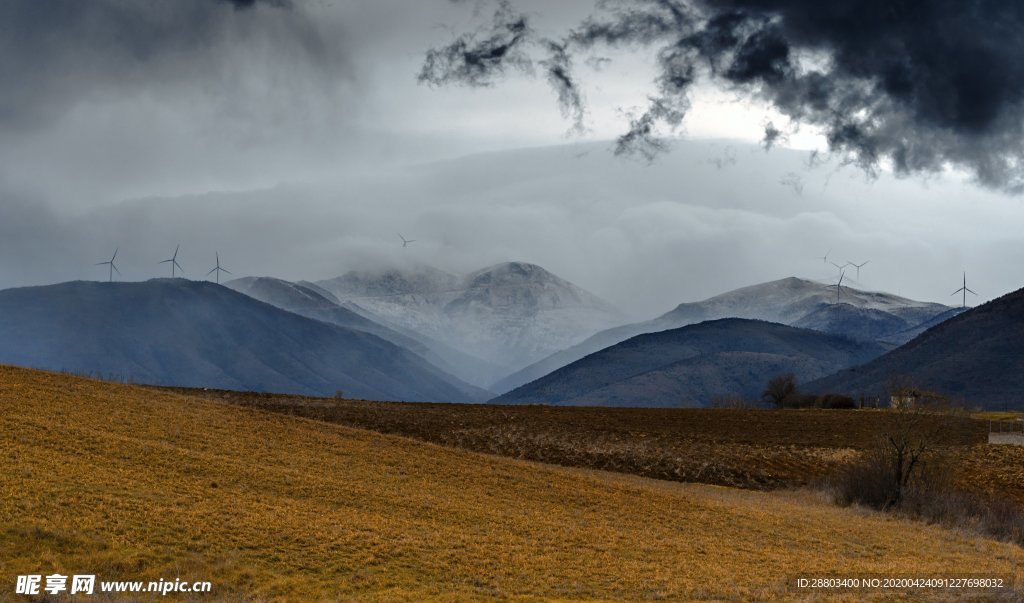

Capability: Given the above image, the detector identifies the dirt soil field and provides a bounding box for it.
[155,387,1008,499]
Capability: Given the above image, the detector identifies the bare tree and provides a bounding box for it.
[880,401,955,508]
[762,373,797,409]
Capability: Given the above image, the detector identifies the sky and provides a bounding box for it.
[2,0,1024,320]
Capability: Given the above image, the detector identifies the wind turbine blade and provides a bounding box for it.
[951,288,964,296]
[206,267,218,276]
[95,261,107,266]
[222,268,232,275]
[112,265,121,275]
[112,248,118,260]
[159,259,172,264]
[966,288,977,295]
[862,260,870,267]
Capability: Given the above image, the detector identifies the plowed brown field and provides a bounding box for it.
[159,387,1019,506]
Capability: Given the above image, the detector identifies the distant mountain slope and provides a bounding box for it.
[0,279,486,402]
[792,303,912,342]
[316,262,625,383]
[495,277,955,394]
[877,307,968,346]
[808,286,1024,409]
[225,276,499,390]
[227,276,386,333]
[493,319,887,407]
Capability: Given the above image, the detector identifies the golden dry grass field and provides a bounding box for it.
[3,366,1023,601]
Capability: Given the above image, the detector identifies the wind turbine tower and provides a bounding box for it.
[206,253,232,284]
[96,248,120,282]
[951,272,977,308]
[160,244,184,278]
[833,269,845,304]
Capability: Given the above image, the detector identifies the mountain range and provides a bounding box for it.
[492,318,888,407]
[494,277,960,394]
[0,279,486,402]
[808,285,1024,409]
[0,267,998,408]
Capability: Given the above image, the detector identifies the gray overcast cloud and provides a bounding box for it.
[1,0,1023,320]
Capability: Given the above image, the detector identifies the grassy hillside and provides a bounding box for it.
[3,365,1022,601]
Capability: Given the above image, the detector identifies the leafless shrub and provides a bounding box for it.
[831,396,964,509]
[827,382,1024,545]
[815,394,858,409]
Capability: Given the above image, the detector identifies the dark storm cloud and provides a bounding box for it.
[0,0,322,132]
[615,97,687,161]
[419,1,589,133]
[426,0,1024,193]
[762,121,786,150]
[538,40,586,133]
[418,0,532,88]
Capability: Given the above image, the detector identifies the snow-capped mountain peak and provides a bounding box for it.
[314,262,625,381]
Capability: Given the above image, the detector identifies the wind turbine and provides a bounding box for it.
[833,269,845,304]
[206,252,231,284]
[96,248,120,282]
[398,233,416,248]
[159,244,184,278]
[951,272,977,308]
[849,260,870,280]
[830,260,850,278]
[820,249,832,265]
